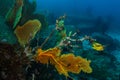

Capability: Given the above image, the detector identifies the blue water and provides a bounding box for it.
[36,0,120,32]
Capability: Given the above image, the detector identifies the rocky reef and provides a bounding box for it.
[0,43,28,80]
[0,0,120,80]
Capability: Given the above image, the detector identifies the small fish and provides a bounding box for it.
[92,42,104,51]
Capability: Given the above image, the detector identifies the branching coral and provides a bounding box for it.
[14,19,41,47]
[34,47,92,78]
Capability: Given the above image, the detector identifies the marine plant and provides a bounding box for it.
[55,15,67,45]
[14,19,41,47]
[19,0,48,29]
[34,47,92,78]
[5,0,23,29]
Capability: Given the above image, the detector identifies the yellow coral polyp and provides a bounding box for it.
[34,47,92,77]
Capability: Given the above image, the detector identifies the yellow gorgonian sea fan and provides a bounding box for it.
[34,47,69,77]
[59,54,92,74]
[34,47,92,77]
[14,19,41,46]
[35,47,61,64]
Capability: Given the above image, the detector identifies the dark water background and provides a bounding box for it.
[35,0,120,33]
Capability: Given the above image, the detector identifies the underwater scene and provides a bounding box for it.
[0,0,120,80]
